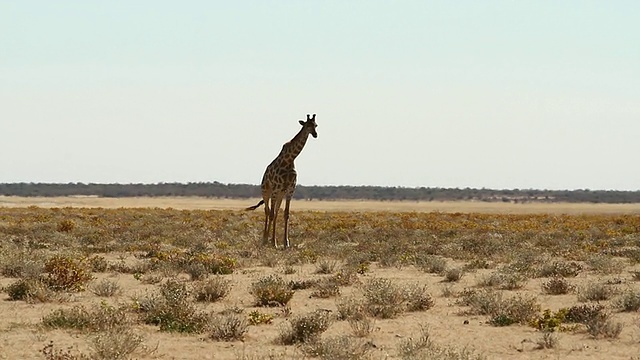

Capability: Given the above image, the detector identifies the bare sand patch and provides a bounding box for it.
[2,195,640,214]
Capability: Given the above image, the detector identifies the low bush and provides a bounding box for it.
[250,275,295,307]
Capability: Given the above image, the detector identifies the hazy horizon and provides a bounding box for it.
[2,2,639,191]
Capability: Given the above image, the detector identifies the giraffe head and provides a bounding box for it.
[298,114,318,138]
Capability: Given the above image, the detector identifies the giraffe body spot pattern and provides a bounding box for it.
[246,114,318,248]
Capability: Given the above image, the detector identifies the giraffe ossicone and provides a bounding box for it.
[245,114,318,248]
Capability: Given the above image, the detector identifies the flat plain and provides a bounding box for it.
[1,197,640,359]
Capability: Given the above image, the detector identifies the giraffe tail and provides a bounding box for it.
[245,200,264,211]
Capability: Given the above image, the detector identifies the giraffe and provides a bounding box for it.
[245,114,318,248]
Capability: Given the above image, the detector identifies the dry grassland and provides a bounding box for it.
[1,198,640,359]
[2,196,640,214]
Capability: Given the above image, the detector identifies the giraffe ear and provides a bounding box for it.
[299,120,305,126]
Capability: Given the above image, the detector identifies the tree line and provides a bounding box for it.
[0,182,639,204]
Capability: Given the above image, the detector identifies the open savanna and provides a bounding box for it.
[1,201,640,359]
[3,195,640,214]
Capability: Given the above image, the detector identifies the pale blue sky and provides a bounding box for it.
[1,1,638,190]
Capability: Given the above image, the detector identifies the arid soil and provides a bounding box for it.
[1,198,639,359]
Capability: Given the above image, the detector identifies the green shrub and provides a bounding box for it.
[248,310,274,325]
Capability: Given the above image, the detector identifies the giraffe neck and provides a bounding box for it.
[279,128,310,164]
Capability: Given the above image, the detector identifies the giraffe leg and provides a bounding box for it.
[283,197,292,249]
[262,197,270,245]
[271,197,283,248]
[268,198,277,246]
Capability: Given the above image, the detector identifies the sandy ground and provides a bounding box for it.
[2,195,640,214]
[1,197,640,359]
[1,262,639,359]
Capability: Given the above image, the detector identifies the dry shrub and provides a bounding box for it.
[564,304,606,324]
[416,255,447,274]
[362,278,406,319]
[278,310,333,345]
[330,267,360,286]
[57,219,76,233]
[210,313,249,341]
[536,260,582,278]
[5,278,53,302]
[250,275,295,306]
[90,327,144,360]
[349,316,374,337]
[42,302,130,332]
[614,289,640,312]
[289,278,319,290]
[336,296,367,321]
[41,341,90,360]
[444,267,465,282]
[577,282,618,302]
[587,254,626,275]
[304,335,372,360]
[345,253,371,275]
[184,262,208,281]
[316,259,338,274]
[194,276,231,302]
[541,276,574,295]
[311,278,341,298]
[136,279,209,333]
[0,244,39,278]
[585,312,623,339]
[535,330,559,350]
[458,289,539,326]
[398,326,485,360]
[457,289,503,317]
[44,255,94,292]
[404,284,435,312]
[88,255,109,272]
[441,284,457,298]
[183,252,238,275]
[90,279,121,297]
[477,271,526,290]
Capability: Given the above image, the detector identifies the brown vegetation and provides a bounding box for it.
[1,204,640,359]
